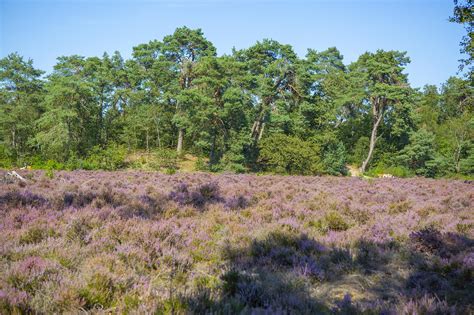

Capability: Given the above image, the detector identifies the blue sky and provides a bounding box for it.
[0,0,466,88]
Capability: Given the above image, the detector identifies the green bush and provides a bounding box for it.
[218,152,247,173]
[19,226,56,245]
[84,144,128,171]
[396,129,448,177]
[150,149,178,172]
[26,157,65,170]
[217,137,250,173]
[460,147,474,174]
[258,134,323,175]
[312,133,348,176]
[79,273,116,309]
[0,144,13,168]
[45,159,65,170]
[310,212,350,234]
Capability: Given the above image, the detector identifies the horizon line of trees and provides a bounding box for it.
[0,3,473,177]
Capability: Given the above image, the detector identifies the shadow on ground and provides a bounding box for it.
[182,228,473,314]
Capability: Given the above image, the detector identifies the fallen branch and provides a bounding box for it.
[7,171,27,182]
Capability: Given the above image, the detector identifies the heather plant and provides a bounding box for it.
[169,181,222,208]
[399,294,456,315]
[0,189,48,208]
[224,195,249,210]
[0,170,472,313]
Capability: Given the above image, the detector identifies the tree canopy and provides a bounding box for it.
[1,6,473,178]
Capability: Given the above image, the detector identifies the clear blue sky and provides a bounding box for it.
[0,0,466,88]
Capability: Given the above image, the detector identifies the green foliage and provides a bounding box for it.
[310,212,350,234]
[450,0,473,77]
[0,53,44,162]
[349,50,414,172]
[258,134,323,175]
[460,147,474,174]
[84,145,128,171]
[350,137,369,166]
[0,26,472,178]
[79,273,116,309]
[397,129,438,176]
[0,144,13,168]
[312,133,347,175]
[19,226,54,245]
[217,136,249,173]
[149,149,178,172]
[195,157,209,171]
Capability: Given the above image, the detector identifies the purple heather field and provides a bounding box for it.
[0,170,473,314]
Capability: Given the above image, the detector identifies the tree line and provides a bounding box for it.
[0,4,472,177]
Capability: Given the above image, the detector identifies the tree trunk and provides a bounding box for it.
[258,122,265,140]
[210,132,216,165]
[251,120,259,140]
[146,129,149,153]
[155,118,161,148]
[177,128,184,153]
[360,109,383,173]
[11,129,16,150]
[454,142,462,173]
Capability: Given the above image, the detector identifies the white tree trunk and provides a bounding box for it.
[360,106,384,173]
[177,128,184,153]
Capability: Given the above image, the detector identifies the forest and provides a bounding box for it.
[1,3,473,178]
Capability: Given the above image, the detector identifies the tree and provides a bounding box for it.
[234,40,301,144]
[450,0,473,79]
[439,76,473,121]
[161,27,216,153]
[299,47,347,137]
[0,53,44,162]
[35,60,96,160]
[415,85,440,131]
[34,55,118,160]
[437,114,473,173]
[192,55,252,166]
[1,26,470,177]
[350,50,412,173]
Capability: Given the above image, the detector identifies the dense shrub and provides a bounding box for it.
[258,134,323,175]
[310,212,350,233]
[312,133,348,176]
[19,226,56,245]
[84,144,128,171]
[397,129,442,177]
[78,272,117,309]
[150,149,178,172]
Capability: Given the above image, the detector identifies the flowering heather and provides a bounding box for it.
[0,170,473,313]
